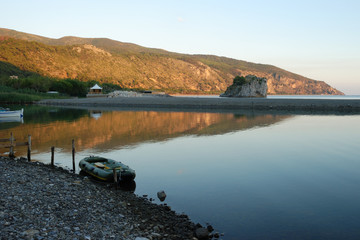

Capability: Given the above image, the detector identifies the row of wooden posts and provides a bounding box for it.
[1,133,77,172]
[50,139,76,172]
[0,132,31,161]
[2,133,121,185]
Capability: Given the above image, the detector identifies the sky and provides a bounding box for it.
[1,0,359,94]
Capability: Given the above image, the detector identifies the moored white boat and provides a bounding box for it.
[0,108,24,118]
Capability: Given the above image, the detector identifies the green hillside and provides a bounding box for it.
[0,28,343,95]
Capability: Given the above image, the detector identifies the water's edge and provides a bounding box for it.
[37,96,360,113]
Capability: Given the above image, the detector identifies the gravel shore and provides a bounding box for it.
[0,156,203,240]
[37,96,360,113]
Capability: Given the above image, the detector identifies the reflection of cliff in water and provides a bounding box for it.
[0,110,290,156]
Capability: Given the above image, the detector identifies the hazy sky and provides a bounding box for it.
[1,0,359,94]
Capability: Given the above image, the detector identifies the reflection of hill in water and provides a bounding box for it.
[23,106,88,124]
[0,111,290,156]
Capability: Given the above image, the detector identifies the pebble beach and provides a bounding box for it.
[0,156,204,240]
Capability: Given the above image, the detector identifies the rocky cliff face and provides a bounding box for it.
[220,75,268,97]
[235,70,343,95]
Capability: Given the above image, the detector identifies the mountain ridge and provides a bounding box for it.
[0,27,343,95]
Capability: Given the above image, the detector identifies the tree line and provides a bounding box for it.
[0,75,123,97]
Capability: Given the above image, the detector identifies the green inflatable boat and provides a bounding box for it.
[79,156,136,181]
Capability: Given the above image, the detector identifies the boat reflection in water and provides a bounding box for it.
[89,110,102,120]
[79,170,136,192]
[118,180,136,192]
[0,116,24,124]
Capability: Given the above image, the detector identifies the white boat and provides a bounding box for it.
[0,108,24,118]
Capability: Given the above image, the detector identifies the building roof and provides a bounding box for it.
[90,84,102,90]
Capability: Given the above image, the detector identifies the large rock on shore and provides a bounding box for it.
[220,75,268,98]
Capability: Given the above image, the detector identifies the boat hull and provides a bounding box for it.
[0,109,24,118]
[79,156,136,181]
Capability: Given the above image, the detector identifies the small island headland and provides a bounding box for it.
[220,75,268,98]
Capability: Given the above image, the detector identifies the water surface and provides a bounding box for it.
[1,105,360,239]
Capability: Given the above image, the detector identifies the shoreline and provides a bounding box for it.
[0,156,210,240]
[37,96,360,113]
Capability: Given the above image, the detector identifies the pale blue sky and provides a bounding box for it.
[1,0,359,94]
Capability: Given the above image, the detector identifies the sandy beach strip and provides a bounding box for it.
[37,96,360,113]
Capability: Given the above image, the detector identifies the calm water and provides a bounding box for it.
[1,104,360,239]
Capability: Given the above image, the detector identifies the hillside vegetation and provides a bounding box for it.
[0,28,343,95]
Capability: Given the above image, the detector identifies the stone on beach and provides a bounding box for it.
[195,227,210,239]
[157,190,167,201]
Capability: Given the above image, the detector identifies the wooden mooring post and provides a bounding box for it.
[0,132,31,159]
[9,132,14,158]
[51,146,55,167]
[27,135,31,162]
[113,168,118,189]
[72,139,75,172]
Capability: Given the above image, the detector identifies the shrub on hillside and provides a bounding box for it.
[233,76,247,85]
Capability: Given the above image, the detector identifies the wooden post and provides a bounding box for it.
[9,132,14,158]
[51,146,55,167]
[27,135,31,162]
[113,168,118,189]
[72,139,75,172]
[113,168,118,183]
